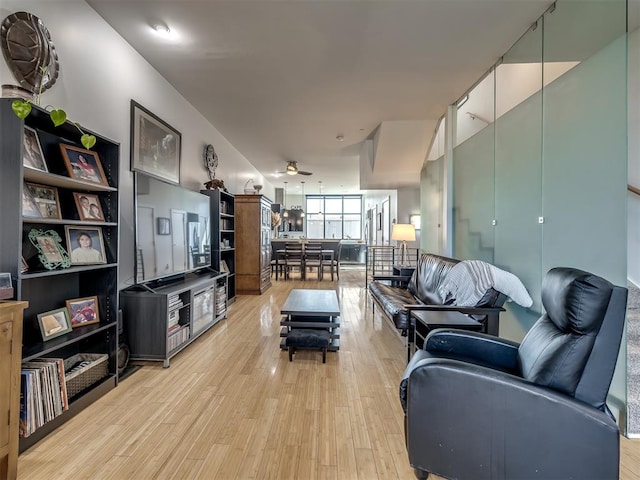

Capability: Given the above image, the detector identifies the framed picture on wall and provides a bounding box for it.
[130,100,182,185]
[156,217,171,235]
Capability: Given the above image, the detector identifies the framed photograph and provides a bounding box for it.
[37,307,72,341]
[23,126,47,172]
[130,100,181,185]
[25,182,61,219]
[59,143,108,186]
[66,296,100,328]
[220,260,230,273]
[64,226,107,265]
[22,183,42,218]
[28,229,71,270]
[73,192,105,221]
[20,256,29,273]
[156,217,171,235]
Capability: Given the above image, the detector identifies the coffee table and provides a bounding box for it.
[279,289,341,351]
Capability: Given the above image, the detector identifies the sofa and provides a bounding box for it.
[400,267,627,479]
[368,253,507,359]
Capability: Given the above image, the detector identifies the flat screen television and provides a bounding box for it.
[135,173,211,283]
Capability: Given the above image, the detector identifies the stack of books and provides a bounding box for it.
[215,284,227,316]
[20,358,69,437]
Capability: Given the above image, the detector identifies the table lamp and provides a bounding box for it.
[392,223,416,266]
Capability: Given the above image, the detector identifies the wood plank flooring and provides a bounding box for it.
[16,268,640,479]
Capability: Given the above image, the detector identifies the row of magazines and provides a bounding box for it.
[20,358,69,437]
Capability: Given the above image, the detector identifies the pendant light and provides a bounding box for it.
[282,181,289,218]
[300,181,305,217]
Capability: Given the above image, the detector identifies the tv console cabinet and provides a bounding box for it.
[120,271,228,367]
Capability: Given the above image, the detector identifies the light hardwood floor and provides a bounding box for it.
[16,268,640,479]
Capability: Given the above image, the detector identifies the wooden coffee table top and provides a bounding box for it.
[281,289,340,317]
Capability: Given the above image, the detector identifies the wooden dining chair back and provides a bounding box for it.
[304,243,323,280]
[284,243,304,280]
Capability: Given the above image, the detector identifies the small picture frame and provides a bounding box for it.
[156,217,171,235]
[220,260,230,274]
[22,183,42,218]
[25,182,61,219]
[64,226,107,265]
[20,256,29,273]
[37,307,72,341]
[73,192,105,221]
[66,296,100,328]
[23,126,47,172]
[28,229,71,270]
[60,144,108,185]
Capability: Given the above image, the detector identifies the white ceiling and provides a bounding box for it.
[86,0,552,193]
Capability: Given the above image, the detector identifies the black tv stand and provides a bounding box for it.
[120,270,228,367]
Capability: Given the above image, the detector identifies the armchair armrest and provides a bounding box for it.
[424,329,520,372]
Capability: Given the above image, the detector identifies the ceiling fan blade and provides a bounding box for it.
[298,170,313,176]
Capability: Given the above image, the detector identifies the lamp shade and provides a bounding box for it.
[391,223,416,242]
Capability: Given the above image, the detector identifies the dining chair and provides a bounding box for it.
[284,243,304,280]
[304,243,323,280]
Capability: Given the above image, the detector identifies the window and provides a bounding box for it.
[305,195,362,240]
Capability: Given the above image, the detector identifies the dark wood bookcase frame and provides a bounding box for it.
[200,188,236,303]
[0,98,120,452]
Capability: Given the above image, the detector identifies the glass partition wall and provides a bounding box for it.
[428,0,629,429]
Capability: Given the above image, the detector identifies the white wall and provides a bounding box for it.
[1,1,274,287]
[396,186,421,249]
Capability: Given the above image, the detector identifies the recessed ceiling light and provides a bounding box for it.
[336,134,344,142]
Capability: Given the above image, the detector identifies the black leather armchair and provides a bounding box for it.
[400,267,628,480]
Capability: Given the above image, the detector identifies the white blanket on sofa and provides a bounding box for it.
[438,260,533,308]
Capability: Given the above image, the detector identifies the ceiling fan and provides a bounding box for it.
[278,161,313,176]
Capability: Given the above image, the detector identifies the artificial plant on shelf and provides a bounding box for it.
[10,67,96,149]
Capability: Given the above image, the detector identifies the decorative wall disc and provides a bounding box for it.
[1,11,59,94]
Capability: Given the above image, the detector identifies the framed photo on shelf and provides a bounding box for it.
[73,192,105,221]
[25,182,61,219]
[64,226,107,265]
[220,259,230,273]
[23,126,47,172]
[22,183,42,218]
[20,256,29,273]
[130,100,181,185]
[37,307,72,341]
[28,228,71,270]
[60,143,108,186]
[66,296,100,328]
[156,217,171,235]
